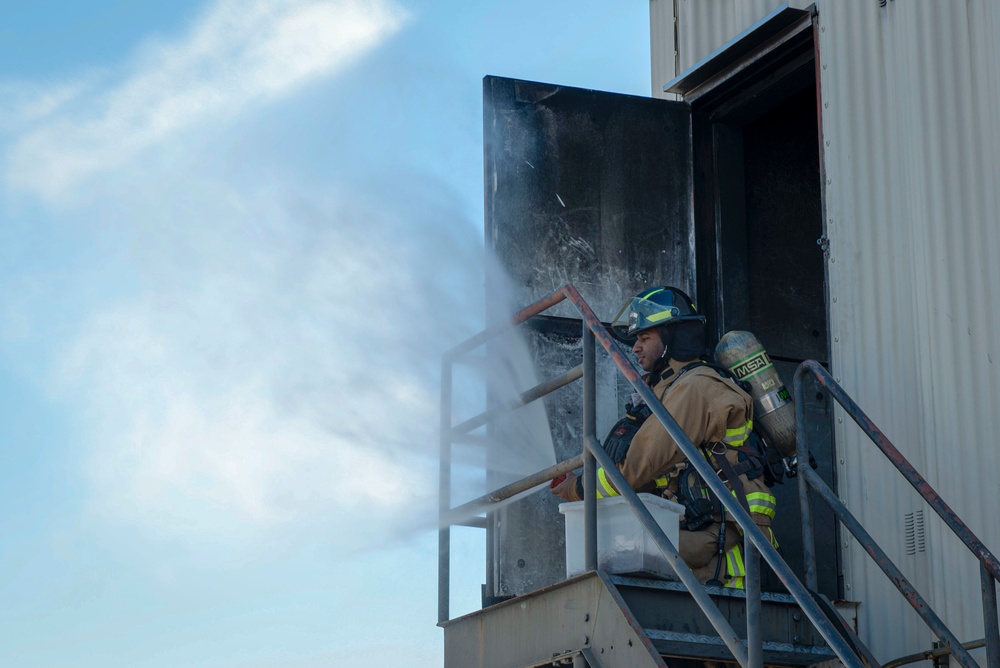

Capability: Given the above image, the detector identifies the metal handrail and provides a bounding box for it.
[794,360,1000,668]
[439,284,866,667]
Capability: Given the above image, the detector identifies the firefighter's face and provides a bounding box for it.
[632,330,665,371]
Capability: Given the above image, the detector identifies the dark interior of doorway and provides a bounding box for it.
[693,48,840,598]
[742,88,827,361]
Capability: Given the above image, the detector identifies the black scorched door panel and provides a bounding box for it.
[482,76,694,599]
[484,76,694,321]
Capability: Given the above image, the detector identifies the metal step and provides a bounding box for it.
[441,571,666,668]
[441,571,841,667]
[610,576,838,666]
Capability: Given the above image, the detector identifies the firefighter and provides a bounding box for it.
[550,286,778,588]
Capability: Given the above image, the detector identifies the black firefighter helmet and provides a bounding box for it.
[609,286,705,343]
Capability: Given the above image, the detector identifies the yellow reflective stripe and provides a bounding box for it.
[645,309,674,323]
[723,419,753,447]
[727,488,775,518]
[595,468,620,499]
[723,530,777,590]
[746,492,777,518]
[725,544,745,590]
[730,546,745,575]
[639,287,665,300]
[654,476,670,488]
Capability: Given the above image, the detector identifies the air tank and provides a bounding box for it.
[715,330,797,458]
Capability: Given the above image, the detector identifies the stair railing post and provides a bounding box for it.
[438,358,453,624]
[982,563,1000,668]
[746,534,763,668]
[582,323,598,571]
[793,364,819,591]
[802,465,978,668]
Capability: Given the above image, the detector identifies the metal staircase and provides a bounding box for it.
[442,571,836,668]
[438,284,1000,668]
[442,572,839,668]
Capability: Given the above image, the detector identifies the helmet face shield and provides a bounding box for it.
[609,286,704,342]
[610,297,679,341]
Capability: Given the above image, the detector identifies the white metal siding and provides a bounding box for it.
[649,0,815,94]
[649,0,676,99]
[820,2,938,657]
[676,0,739,76]
[652,0,1000,660]
[821,1,1000,660]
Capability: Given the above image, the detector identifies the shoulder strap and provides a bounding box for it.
[674,356,733,383]
[646,364,675,388]
[703,444,754,516]
[681,355,753,395]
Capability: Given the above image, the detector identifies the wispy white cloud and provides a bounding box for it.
[4,0,409,202]
[0,78,98,128]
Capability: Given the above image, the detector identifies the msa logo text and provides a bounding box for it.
[732,351,771,379]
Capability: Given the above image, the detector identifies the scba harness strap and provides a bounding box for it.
[589,358,775,522]
[649,359,773,527]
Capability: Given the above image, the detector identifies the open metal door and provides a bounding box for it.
[483,76,694,601]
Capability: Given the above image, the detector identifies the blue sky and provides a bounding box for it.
[0,1,650,665]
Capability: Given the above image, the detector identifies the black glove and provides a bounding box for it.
[602,402,651,464]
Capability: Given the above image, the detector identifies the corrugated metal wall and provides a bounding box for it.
[652,0,1000,661]
[648,0,675,100]
[651,0,814,99]
[819,2,1000,659]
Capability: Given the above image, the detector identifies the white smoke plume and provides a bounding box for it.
[55,177,496,541]
[1,0,557,551]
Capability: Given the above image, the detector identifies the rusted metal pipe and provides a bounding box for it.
[450,365,584,436]
[442,286,569,363]
[437,286,575,623]
[441,455,584,526]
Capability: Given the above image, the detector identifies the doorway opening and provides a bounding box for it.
[669,7,840,597]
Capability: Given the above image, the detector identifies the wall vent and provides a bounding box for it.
[905,510,926,555]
